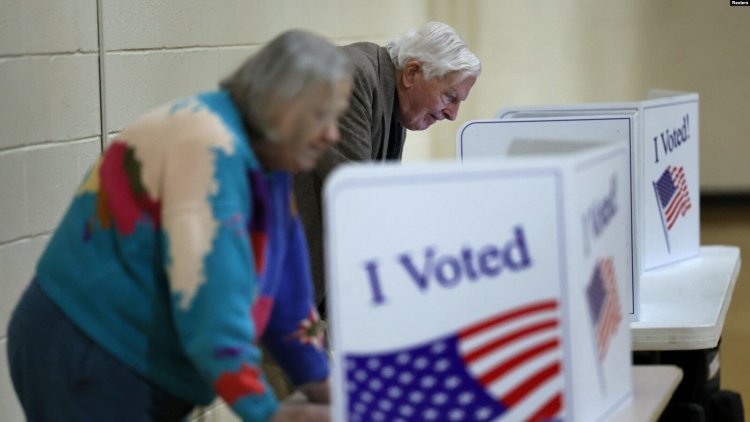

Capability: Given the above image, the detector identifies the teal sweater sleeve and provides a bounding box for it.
[169,168,329,421]
[157,98,281,420]
[163,94,328,420]
[166,203,278,421]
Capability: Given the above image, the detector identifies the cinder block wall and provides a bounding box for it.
[0,1,102,420]
[0,1,429,420]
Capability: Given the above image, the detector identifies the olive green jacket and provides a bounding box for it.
[293,42,406,305]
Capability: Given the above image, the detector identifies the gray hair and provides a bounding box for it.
[220,30,351,141]
[386,21,481,82]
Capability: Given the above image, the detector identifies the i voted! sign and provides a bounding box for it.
[642,99,699,270]
[497,91,700,272]
[324,143,632,422]
[456,117,638,321]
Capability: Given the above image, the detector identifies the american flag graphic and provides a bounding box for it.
[586,258,622,362]
[654,165,692,230]
[344,300,564,422]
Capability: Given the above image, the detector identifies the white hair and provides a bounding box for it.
[220,30,352,141]
[386,21,481,81]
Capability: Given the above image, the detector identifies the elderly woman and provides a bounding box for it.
[7,30,351,422]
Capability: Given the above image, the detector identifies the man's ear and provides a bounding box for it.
[401,60,423,88]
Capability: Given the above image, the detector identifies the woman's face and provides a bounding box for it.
[270,79,352,172]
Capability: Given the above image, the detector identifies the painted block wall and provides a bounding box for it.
[0,0,429,420]
[1,0,100,419]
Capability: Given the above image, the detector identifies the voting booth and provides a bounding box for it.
[497,91,700,273]
[324,143,632,422]
[457,116,639,320]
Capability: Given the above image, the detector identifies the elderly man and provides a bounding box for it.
[294,21,481,310]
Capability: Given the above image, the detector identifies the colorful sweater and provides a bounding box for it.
[35,91,328,421]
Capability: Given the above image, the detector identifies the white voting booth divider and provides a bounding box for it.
[324,143,632,422]
[497,91,700,273]
[457,116,639,320]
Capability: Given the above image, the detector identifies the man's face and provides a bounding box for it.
[397,63,477,131]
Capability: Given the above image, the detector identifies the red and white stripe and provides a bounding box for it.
[597,258,622,361]
[665,166,692,230]
[458,299,564,421]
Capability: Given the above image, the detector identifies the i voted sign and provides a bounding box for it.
[497,91,700,272]
[642,98,699,270]
[456,117,638,321]
[324,143,632,422]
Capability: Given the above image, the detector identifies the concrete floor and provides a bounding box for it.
[700,197,750,420]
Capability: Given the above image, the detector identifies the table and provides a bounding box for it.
[630,245,743,421]
[191,366,684,422]
[631,245,741,351]
[610,365,684,422]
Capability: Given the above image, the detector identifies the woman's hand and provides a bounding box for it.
[269,403,330,422]
[299,379,330,404]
